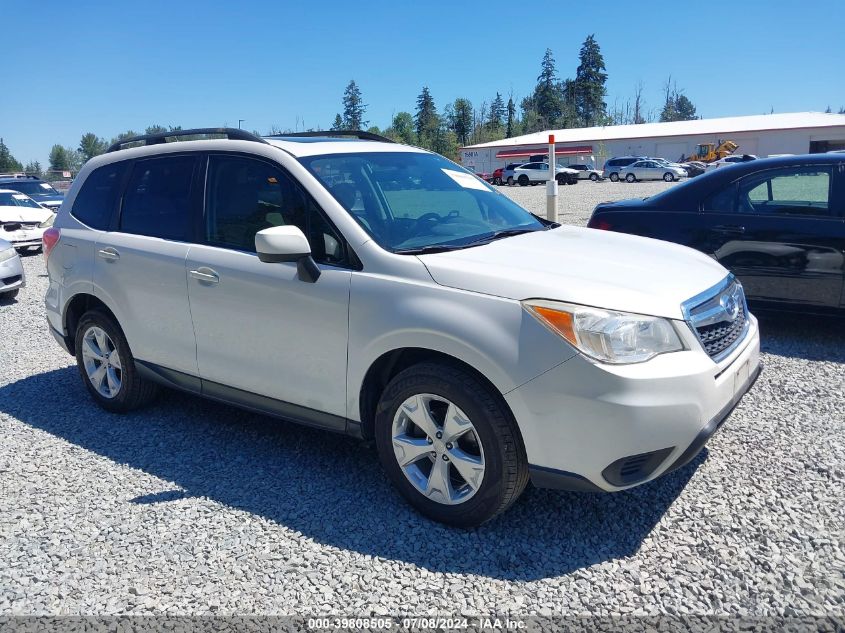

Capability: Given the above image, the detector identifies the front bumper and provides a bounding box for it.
[2,226,45,249]
[0,253,26,293]
[506,315,761,492]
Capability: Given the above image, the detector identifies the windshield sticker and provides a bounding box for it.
[40,183,53,189]
[442,168,489,191]
[12,194,28,200]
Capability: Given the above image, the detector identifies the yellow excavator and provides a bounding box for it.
[683,139,739,163]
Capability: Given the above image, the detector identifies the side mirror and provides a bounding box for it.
[255,225,321,283]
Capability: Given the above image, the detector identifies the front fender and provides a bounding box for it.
[346,272,576,422]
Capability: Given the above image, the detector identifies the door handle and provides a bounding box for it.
[97,247,120,261]
[712,224,746,235]
[189,268,220,284]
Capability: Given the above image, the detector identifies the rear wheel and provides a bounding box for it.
[556,175,566,185]
[663,172,675,182]
[506,176,514,186]
[609,173,619,182]
[375,363,529,527]
[625,173,636,183]
[74,310,158,412]
[518,175,529,186]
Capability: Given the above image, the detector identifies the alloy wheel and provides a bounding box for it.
[391,393,486,505]
[81,326,123,399]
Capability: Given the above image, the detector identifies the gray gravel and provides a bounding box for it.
[0,183,843,617]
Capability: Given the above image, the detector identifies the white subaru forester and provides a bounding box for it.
[44,128,760,527]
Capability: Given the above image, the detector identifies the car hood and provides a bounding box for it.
[0,205,52,223]
[418,226,728,319]
[27,193,64,204]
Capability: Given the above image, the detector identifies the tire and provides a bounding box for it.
[374,362,529,528]
[74,309,158,413]
[609,173,619,182]
[506,176,514,186]
[518,175,528,186]
[663,172,675,182]
[625,173,636,183]
[590,173,599,182]
[556,175,566,185]
[1,289,19,300]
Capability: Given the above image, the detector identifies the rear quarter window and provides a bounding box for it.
[71,162,129,230]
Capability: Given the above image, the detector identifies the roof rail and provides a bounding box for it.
[267,130,395,144]
[105,127,269,153]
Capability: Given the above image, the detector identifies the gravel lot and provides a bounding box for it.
[1,181,843,618]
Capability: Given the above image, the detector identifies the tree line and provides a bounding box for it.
[3,34,844,174]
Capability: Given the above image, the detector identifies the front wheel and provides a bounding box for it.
[590,173,599,181]
[556,175,566,185]
[74,310,159,412]
[663,172,675,182]
[609,173,619,182]
[518,175,529,186]
[625,173,636,183]
[506,176,514,186]
[375,363,529,527]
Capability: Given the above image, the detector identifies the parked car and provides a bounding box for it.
[0,189,54,251]
[621,160,687,182]
[512,162,579,185]
[0,237,25,299]
[568,164,603,181]
[502,162,525,186]
[491,167,504,185]
[45,127,760,527]
[680,161,708,177]
[472,169,495,183]
[0,176,65,212]
[706,155,758,171]
[602,156,647,182]
[588,154,845,315]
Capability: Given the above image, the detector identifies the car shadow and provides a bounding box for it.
[0,366,699,581]
[756,312,845,363]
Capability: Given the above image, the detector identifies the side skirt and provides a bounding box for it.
[134,360,361,438]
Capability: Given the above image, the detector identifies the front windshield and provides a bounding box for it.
[4,181,59,196]
[0,191,42,208]
[301,151,545,252]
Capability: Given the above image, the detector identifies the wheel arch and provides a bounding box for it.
[357,347,518,441]
[62,292,120,355]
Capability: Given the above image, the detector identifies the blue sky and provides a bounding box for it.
[4,0,845,166]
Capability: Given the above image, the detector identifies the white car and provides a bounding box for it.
[44,128,760,527]
[621,160,687,182]
[567,164,603,181]
[0,189,54,251]
[0,237,25,299]
[512,162,579,185]
[706,155,758,171]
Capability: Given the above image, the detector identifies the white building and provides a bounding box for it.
[459,111,845,172]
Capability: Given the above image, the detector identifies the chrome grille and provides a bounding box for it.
[682,275,750,362]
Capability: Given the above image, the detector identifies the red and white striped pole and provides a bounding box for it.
[546,134,557,221]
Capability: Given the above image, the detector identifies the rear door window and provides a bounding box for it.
[737,167,833,216]
[71,162,129,230]
[120,155,198,240]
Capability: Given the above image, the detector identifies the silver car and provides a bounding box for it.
[0,237,25,299]
[622,160,687,183]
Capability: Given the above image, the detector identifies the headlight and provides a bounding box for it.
[523,299,684,364]
[39,214,55,229]
[0,247,16,263]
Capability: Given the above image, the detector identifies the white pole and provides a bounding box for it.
[546,134,557,221]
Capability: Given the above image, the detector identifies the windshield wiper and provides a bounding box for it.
[465,227,546,246]
[395,244,473,255]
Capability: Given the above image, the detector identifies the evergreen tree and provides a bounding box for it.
[415,86,438,147]
[0,138,23,172]
[674,95,698,120]
[79,133,107,162]
[533,48,562,127]
[342,80,367,129]
[506,95,516,138]
[489,92,505,130]
[574,34,608,127]
[660,78,698,122]
[331,114,344,131]
[109,130,139,147]
[48,145,71,172]
[449,98,474,146]
[24,160,42,177]
[387,112,416,145]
